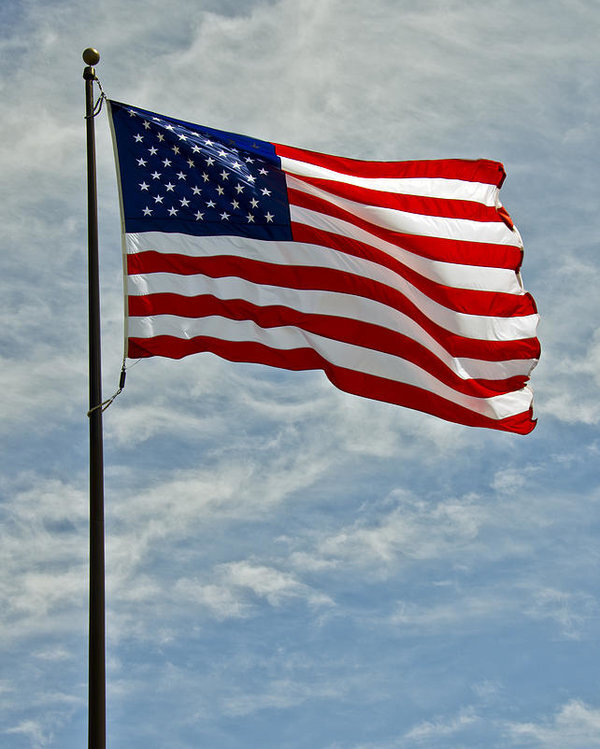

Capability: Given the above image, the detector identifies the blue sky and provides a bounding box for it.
[1,1,599,747]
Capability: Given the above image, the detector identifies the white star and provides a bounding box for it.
[218,150,228,158]
[216,186,225,196]
[142,121,151,130]
[201,172,210,182]
[148,146,158,155]
[136,157,147,167]
[142,206,153,215]
[265,212,274,222]
[231,199,240,209]
[187,158,195,168]
[168,207,179,216]
[128,109,137,117]
[261,188,272,196]
[180,197,190,207]
[250,198,259,208]
[195,211,204,221]
[151,171,161,180]
[205,156,215,166]
[245,156,254,163]
[157,133,165,142]
[192,144,202,154]
[165,182,175,192]
[231,161,241,170]
[247,175,256,184]
[220,211,230,220]
[234,184,245,194]
[139,181,149,191]
[220,170,230,180]
[172,145,181,155]
[153,195,164,203]
[259,167,268,175]
[191,186,202,195]
[246,213,255,223]
[206,199,216,208]
[165,124,174,131]
[177,133,187,141]
[176,171,187,180]
[162,158,172,167]
[205,139,213,146]
[134,134,144,142]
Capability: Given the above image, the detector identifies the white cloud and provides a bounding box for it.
[4,692,81,749]
[404,706,478,741]
[221,677,341,717]
[508,700,600,748]
[471,680,502,702]
[173,578,252,620]
[0,478,87,643]
[291,489,486,574]
[0,352,86,429]
[391,594,507,631]
[219,560,333,608]
[532,253,600,425]
[170,560,333,622]
[525,587,597,640]
[5,720,49,749]
[32,647,73,662]
[388,582,598,640]
[1,1,600,748]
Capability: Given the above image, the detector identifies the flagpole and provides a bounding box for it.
[83,47,106,749]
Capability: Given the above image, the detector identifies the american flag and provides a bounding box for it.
[108,100,539,433]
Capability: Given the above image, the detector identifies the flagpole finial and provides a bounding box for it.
[83,48,100,66]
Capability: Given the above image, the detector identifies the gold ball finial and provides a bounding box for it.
[83,48,100,65]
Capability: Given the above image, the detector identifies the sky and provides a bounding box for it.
[1,1,599,747]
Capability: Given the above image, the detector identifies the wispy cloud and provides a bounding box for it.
[507,700,600,748]
[404,706,479,742]
[2,1,600,747]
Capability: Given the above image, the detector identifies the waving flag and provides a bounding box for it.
[108,100,539,433]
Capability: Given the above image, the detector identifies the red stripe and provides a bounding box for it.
[129,292,532,396]
[286,232,536,319]
[128,250,537,324]
[288,187,522,270]
[128,253,540,362]
[275,144,507,186]
[292,221,522,271]
[289,174,503,223]
[128,335,535,434]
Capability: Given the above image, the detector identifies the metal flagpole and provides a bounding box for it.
[83,47,106,749]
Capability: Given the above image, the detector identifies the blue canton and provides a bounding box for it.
[110,101,293,242]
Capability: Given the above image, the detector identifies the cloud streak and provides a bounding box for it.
[2,1,600,748]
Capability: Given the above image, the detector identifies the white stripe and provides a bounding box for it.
[126,231,522,295]
[126,233,535,343]
[280,156,501,207]
[127,272,539,364]
[128,314,533,420]
[286,175,517,246]
[128,266,537,381]
[292,207,524,292]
